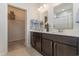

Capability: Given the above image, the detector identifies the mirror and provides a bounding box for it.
[41,10,49,32]
[43,11,49,32]
[53,3,73,32]
[39,4,49,32]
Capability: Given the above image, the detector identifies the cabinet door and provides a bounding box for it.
[54,43,64,56]
[31,32,36,47]
[42,38,54,56]
[35,33,41,52]
[35,37,41,52]
[31,32,42,52]
[55,43,77,56]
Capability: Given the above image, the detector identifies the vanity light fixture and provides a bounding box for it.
[40,6,43,9]
[38,6,43,11]
[37,4,47,12]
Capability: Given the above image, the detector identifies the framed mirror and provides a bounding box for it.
[53,3,73,31]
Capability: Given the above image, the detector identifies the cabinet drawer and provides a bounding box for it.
[42,33,57,41]
[55,35,77,46]
[62,36,77,46]
[42,33,77,46]
[32,32,41,36]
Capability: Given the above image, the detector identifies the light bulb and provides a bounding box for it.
[38,8,40,11]
[43,4,47,8]
[40,6,43,9]
[62,9,65,11]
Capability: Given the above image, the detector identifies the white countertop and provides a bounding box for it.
[30,30,79,37]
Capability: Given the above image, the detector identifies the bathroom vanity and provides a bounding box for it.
[30,31,79,56]
[30,3,78,56]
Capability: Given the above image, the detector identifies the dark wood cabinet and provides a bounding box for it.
[31,32,78,56]
[41,38,54,56]
[54,42,77,56]
[54,43,63,56]
[35,37,41,52]
[31,32,42,52]
[31,32,36,47]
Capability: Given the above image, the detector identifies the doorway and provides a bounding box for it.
[8,5,26,52]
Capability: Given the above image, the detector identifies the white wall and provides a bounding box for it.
[73,3,79,30]
[0,3,8,55]
[0,3,40,55]
[71,3,79,34]
[48,4,54,29]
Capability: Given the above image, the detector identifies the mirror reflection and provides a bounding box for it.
[53,3,73,32]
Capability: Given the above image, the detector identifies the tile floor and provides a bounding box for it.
[7,40,42,56]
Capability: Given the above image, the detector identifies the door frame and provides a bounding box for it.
[7,4,27,52]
